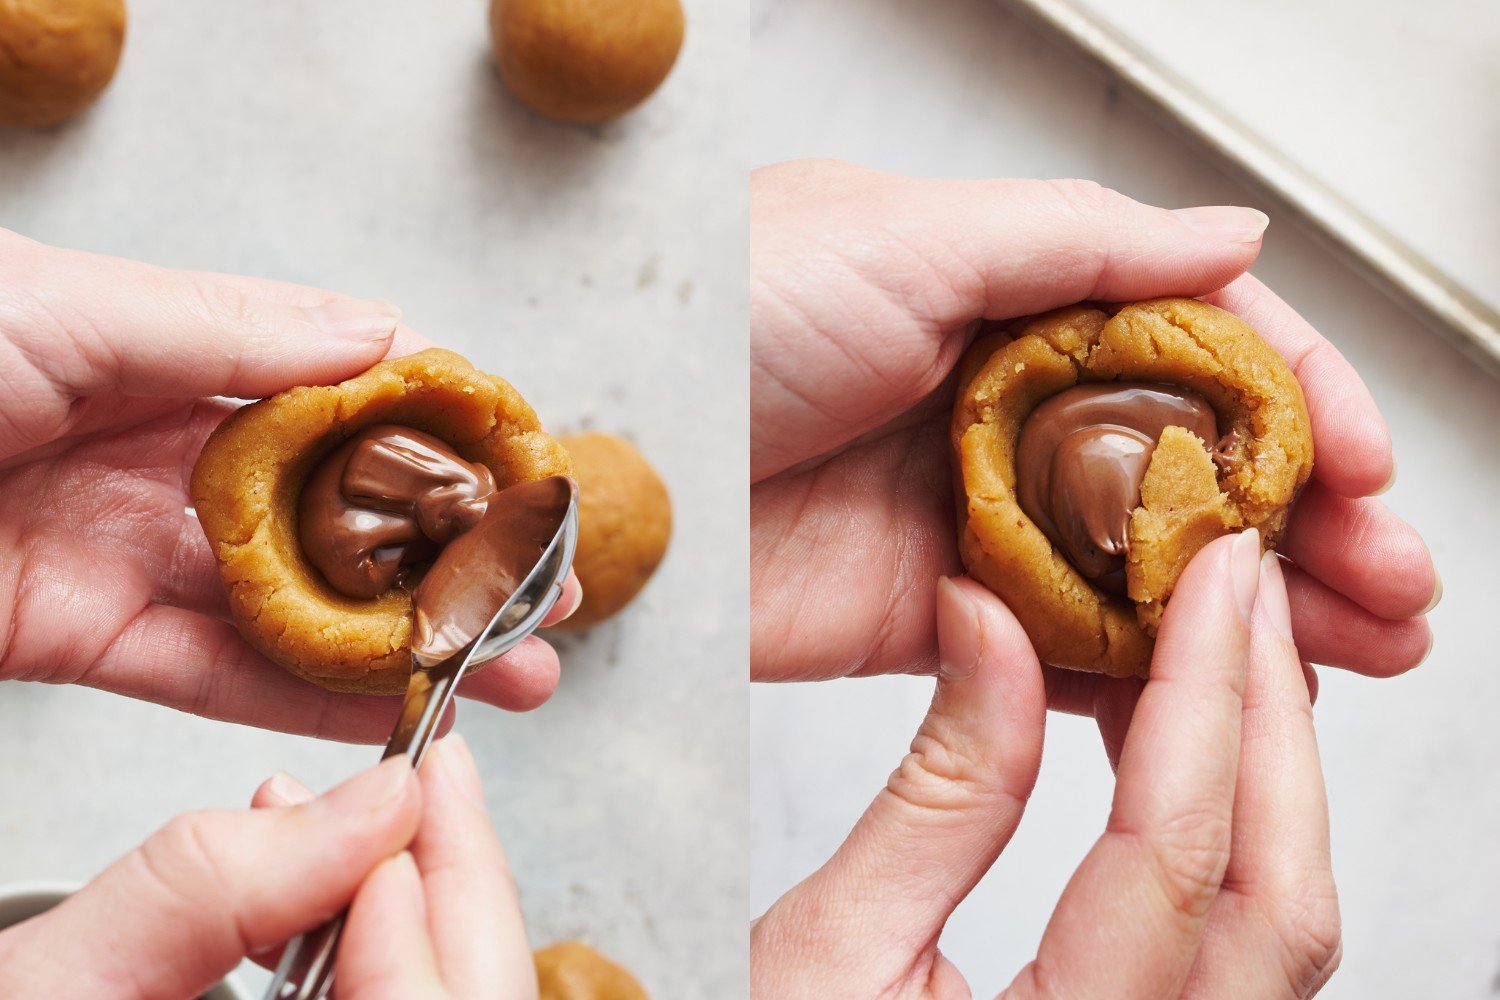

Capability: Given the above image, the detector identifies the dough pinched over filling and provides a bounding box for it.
[951,298,1313,678]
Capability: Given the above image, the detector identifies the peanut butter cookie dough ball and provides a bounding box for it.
[0,0,125,128]
[190,349,570,695]
[535,942,648,1000]
[555,432,671,631]
[952,297,1313,679]
[488,0,684,123]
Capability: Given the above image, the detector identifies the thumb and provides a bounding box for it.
[753,577,1046,994]
[750,163,1268,479]
[7,234,399,403]
[2,756,421,1000]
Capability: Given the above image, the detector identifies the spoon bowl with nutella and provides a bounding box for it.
[268,469,579,1000]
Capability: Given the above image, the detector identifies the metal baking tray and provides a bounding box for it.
[997,0,1500,380]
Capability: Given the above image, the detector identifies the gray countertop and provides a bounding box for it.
[751,2,1499,998]
[0,1,747,996]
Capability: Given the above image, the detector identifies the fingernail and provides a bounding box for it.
[430,735,488,810]
[1257,551,1295,645]
[1421,568,1443,615]
[1173,205,1270,244]
[1373,457,1397,496]
[321,754,414,817]
[556,576,583,622]
[305,298,402,342]
[935,577,982,682]
[264,771,315,807]
[1417,629,1436,667]
[1231,528,1262,622]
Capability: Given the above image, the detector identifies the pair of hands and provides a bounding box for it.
[750,161,1440,995]
[0,229,587,992]
[0,738,538,997]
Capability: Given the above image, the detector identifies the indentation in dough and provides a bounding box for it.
[190,349,570,695]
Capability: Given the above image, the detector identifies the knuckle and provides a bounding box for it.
[1131,806,1233,919]
[140,811,233,908]
[1270,878,1343,987]
[191,279,261,335]
[1033,179,1137,298]
[1040,178,1130,224]
[884,729,990,818]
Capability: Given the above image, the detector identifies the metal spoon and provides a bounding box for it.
[265,476,579,1000]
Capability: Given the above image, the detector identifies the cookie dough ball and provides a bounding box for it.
[952,298,1313,678]
[535,942,648,1000]
[488,0,684,123]
[556,432,671,630]
[0,0,126,128]
[190,349,570,695]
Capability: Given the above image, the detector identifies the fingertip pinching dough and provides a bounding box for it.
[191,349,570,696]
[951,298,1313,678]
[535,941,649,1000]
[0,0,126,128]
[555,431,672,631]
[488,0,685,123]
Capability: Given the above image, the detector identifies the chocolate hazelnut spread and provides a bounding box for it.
[410,475,573,666]
[1015,383,1228,593]
[299,425,497,599]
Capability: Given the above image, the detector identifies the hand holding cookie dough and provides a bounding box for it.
[749,158,1438,996]
[0,229,578,742]
[0,739,545,997]
[751,160,1438,695]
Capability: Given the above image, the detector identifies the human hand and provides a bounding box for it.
[752,531,1342,998]
[0,738,536,998]
[0,228,579,742]
[750,159,1437,688]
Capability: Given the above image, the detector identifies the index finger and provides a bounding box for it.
[1183,553,1341,996]
[411,736,536,997]
[1202,275,1394,498]
[1010,531,1260,1000]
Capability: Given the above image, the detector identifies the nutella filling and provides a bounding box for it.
[1015,383,1229,594]
[299,425,497,600]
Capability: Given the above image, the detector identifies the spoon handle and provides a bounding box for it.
[264,493,574,1000]
[265,920,342,1000]
[382,650,471,766]
[263,650,470,1000]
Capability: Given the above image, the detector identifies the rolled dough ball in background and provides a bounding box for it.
[488,0,684,123]
[0,0,125,128]
[535,941,648,1000]
[556,432,671,631]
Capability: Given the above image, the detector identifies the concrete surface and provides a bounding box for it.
[750,1,1499,998]
[0,1,747,996]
